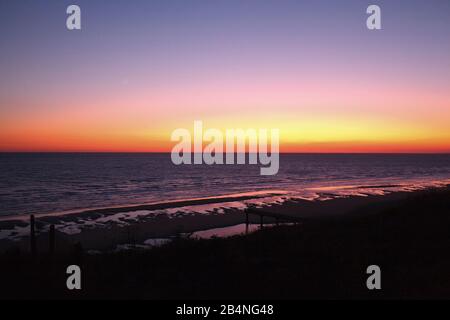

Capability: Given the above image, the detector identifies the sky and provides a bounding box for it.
[0,0,449,152]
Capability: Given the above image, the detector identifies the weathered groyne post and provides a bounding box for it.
[30,214,36,257]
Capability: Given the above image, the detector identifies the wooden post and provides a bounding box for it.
[260,214,263,229]
[30,214,36,257]
[276,217,279,226]
[49,224,55,255]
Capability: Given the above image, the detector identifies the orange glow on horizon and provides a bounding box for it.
[1,124,449,153]
[1,78,449,153]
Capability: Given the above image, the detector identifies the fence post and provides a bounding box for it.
[49,224,55,255]
[245,211,249,234]
[30,214,36,257]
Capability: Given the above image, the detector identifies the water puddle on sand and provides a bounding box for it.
[113,223,293,252]
[187,223,260,239]
[187,222,293,239]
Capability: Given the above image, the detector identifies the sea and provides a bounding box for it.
[1,153,450,219]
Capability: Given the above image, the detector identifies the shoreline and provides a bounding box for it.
[0,190,289,222]
[1,176,449,222]
[1,182,449,253]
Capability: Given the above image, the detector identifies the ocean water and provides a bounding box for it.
[0,153,450,218]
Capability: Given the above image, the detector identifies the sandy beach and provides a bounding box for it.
[0,182,447,252]
[1,184,450,299]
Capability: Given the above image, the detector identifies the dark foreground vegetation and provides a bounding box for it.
[1,188,450,299]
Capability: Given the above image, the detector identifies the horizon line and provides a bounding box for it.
[1,151,450,155]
